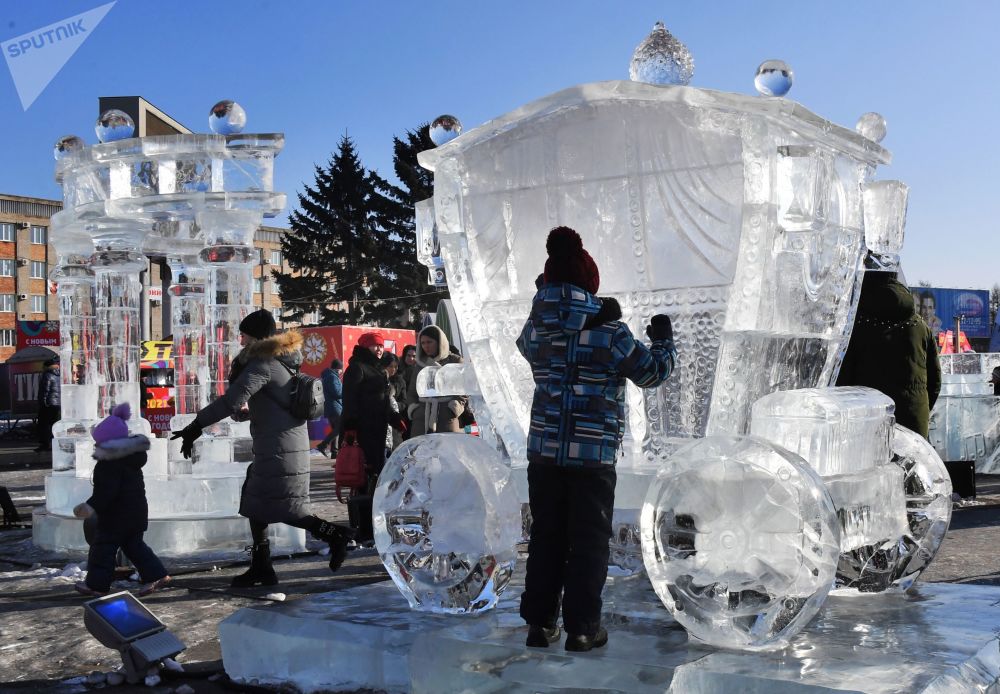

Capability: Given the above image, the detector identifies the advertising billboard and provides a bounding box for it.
[16,320,60,349]
[909,287,991,339]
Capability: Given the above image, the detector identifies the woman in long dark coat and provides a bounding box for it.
[172,310,353,587]
[341,332,404,491]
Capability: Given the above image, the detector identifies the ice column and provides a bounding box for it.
[49,224,97,472]
[92,251,145,418]
[166,254,207,473]
[192,209,258,471]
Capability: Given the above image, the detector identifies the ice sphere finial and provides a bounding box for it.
[209,99,247,135]
[429,115,462,146]
[95,109,135,143]
[754,60,794,97]
[53,135,84,160]
[629,21,694,86]
[855,112,887,143]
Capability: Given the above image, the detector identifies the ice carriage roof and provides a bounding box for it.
[417,80,891,171]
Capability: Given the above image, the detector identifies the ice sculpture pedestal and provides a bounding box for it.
[220,571,1000,693]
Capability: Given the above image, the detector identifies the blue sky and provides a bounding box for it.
[1,1,997,289]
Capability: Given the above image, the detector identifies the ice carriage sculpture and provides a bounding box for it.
[34,104,307,557]
[373,27,953,650]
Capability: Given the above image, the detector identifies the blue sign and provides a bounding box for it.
[909,287,991,338]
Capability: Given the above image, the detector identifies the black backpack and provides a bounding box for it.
[276,361,324,421]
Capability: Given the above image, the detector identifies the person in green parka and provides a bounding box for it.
[836,268,941,438]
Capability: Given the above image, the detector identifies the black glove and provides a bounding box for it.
[170,421,203,460]
[646,314,673,343]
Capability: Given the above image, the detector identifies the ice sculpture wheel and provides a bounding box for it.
[373,434,521,614]
[640,435,841,651]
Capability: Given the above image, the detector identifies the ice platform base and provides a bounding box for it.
[219,572,1000,693]
[31,510,307,559]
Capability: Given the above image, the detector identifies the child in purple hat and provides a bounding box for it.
[73,403,171,597]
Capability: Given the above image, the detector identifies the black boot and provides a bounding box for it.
[311,520,356,572]
[231,541,278,588]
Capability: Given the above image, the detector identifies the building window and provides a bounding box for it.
[30,226,47,244]
[272,278,281,295]
[254,277,262,293]
[30,260,46,278]
[0,294,14,312]
[0,259,13,276]
[0,329,13,346]
[271,308,281,324]
[0,224,13,242]
[270,250,281,267]
[31,295,45,313]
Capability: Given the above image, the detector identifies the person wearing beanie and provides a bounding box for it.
[239,308,277,340]
[171,324,355,588]
[316,357,345,458]
[405,325,468,436]
[518,226,677,652]
[73,403,171,597]
[341,332,407,498]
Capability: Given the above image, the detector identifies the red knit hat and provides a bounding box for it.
[543,226,600,294]
[358,332,384,348]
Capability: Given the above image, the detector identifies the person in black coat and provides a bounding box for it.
[341,332,405,491]
[35,358,61,452]
[72,403,170,597]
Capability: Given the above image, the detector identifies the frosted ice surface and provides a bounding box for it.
[373,434,521,613]
[415,363,480,398]
[750,387,895,476]
[641,435,840,650]
[940,352,1000,376]
[856,112,888,143]
[938,373,992,396]
[418,81,883,462]
[824,465,907,552]
[889,425,953,590]
[863,180,909,260]
[930,391,1000,469]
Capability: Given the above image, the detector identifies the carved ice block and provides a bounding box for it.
[750,386,895,476]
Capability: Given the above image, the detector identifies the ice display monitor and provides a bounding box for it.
[83,591,165,647]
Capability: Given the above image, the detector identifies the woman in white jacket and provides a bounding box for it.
[405,325,468,436]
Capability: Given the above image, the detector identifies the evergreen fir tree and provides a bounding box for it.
[276,136,387,325]
[373,124,449,324]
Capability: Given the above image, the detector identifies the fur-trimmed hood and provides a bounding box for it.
[416,325,451,366]
[93,434,150,462]
[243,330,303,369]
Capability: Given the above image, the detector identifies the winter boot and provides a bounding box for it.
[312,520,356,572]
[231,541,278,588]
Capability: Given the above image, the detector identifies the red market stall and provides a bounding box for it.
[298,325,416,442]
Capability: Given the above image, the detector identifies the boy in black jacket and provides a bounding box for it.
[74,403,171,596]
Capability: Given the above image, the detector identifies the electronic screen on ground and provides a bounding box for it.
[86,591,164,642]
